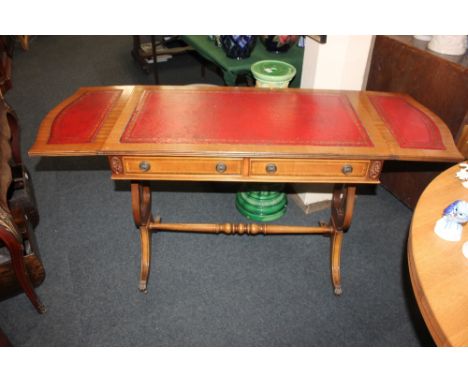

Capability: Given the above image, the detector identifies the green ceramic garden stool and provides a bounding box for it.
[236,184,288,222]
[235,60,297,222]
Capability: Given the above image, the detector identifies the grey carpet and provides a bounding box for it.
[0,36,433,346]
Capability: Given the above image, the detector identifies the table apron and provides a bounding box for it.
[108,156,383,184]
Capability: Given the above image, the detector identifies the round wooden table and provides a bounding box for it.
[408,163,468,346]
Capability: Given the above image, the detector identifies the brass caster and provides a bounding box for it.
[138,281,148,293]
[37,303,47,314]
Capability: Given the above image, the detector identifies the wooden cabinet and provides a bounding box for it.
[366,35,468,209]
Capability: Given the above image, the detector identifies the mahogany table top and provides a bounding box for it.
[408,164,468,346]
[29,85,462,164]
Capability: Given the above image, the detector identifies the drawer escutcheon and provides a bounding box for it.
[139,161,151,172]
[266,163,278,174]
[342,164,353,175]
[216,162,227,173]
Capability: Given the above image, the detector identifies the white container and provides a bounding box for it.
[414,35,432,41]
[428,35,467,56]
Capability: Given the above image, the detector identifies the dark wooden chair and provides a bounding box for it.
[0,36,14,95]
[0,92,45,313]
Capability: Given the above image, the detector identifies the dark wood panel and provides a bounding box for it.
[367,35,468,209]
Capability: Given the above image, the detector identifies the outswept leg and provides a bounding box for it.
[131,181,153,292]
[330,230,344,295]
[138,224,151,292]
[329,184,356,296]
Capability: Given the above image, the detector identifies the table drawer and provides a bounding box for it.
[250,159,371,180]
[122,156,243,176]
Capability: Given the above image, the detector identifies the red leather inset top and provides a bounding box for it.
[369,95,445,150]
[120,90,373,147]
[48,90,121,144]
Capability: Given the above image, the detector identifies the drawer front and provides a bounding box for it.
[250,159,371,180]
[122,156,243,176]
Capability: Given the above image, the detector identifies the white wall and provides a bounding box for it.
[295,35,374,206]
[301,35,374,90]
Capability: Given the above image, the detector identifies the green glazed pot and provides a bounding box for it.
[235,185,287,222]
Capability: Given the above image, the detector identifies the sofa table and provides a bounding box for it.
[29,85,462,295]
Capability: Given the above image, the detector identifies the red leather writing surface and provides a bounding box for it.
[48,90,121,144]
[121,90,373,147]
[369,95,445,150]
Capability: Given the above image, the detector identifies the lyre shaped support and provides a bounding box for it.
[330,184,357,295]
[131,181,356,295]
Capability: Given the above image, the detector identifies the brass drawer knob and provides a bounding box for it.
[139,161,151,172]
[342,164,353,175]
[216,162,227,173]
[266,163,277,174]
